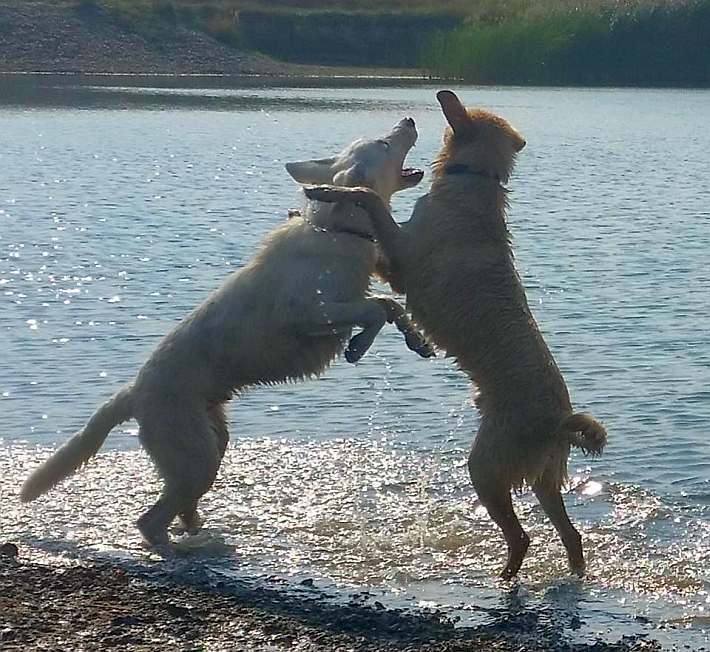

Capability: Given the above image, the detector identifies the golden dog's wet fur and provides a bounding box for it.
[305,91,607,578]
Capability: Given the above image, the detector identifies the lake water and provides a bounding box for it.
[1,75,709,649]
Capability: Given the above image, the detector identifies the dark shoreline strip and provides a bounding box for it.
[0,556,661,651]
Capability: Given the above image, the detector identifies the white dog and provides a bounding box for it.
[21,118,430,546]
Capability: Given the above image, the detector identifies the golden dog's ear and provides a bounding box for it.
[332,163,368,187]
[285,157,337,185]
[437,90,471,133]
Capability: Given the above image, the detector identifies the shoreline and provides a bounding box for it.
[2,2,708,88]
[0,552,663,651]
[0,1,429,80]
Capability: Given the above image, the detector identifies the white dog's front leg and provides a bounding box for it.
[299,299,388,363]
[299,298,433,363]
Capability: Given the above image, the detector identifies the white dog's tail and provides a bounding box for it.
[20,385,134,502]
[558,412,607,457]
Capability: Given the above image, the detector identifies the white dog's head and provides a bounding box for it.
[285,117,424,205]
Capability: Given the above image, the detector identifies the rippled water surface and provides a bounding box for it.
[1,76,709,649]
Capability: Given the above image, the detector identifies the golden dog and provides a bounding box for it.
[305,91,607,578]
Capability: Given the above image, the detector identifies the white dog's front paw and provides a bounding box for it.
[345,344,365,363]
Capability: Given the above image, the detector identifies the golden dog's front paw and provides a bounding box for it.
[304,185,379,210]
[407,333,436,358]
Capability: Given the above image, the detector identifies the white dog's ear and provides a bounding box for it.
[285,158,336,185]
[332,163,369,187]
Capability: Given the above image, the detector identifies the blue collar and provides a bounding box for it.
[444,163,501,182]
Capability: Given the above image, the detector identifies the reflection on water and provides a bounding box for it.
[3,440,709,647]
[0,74,430,112]
[1,77,710,648]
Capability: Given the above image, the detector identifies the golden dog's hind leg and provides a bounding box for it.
[533,481,585,576]
[468,427,530,579]
[476,480,530,580]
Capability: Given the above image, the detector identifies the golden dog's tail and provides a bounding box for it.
[559,412,607,457]
[20,385,134,502]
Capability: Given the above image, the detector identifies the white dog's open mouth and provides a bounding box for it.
[401,167,424,189]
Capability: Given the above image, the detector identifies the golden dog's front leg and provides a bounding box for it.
[372,296,435,359]
[303,185,410,291]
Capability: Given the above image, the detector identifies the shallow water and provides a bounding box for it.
[1,76,709,649]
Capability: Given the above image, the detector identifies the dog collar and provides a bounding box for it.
[328,226,376,242]
[444,163,501,182]
[303,216,376,243]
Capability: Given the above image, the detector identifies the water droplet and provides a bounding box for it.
[581,480,603,496]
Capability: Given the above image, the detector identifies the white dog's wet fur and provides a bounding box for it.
[20,118,432,548]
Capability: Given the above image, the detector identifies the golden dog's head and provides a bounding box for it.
[433,90,526,184]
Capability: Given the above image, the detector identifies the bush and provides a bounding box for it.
[238,10,460,67]
[426,0,710,86]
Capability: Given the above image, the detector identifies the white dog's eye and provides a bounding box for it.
[376,139,390,149]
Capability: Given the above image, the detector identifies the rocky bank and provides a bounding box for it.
[0,0,420,76]
[0,548,664,652]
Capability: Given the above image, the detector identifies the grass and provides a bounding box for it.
[426,0,710,85]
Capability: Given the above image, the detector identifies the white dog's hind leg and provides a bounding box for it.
[176,403,230,536]
[137,401,223,546]
[175,499,203,536]
[137,496,179,546]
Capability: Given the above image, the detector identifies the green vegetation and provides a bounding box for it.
[236,11,457,66]
[50,0,710,84]
[427,0,710,86]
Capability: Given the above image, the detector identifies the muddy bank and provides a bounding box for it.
[0,1,424,77]
[0,550,661,652]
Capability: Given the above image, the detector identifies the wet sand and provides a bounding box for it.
[0,548,661,652]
